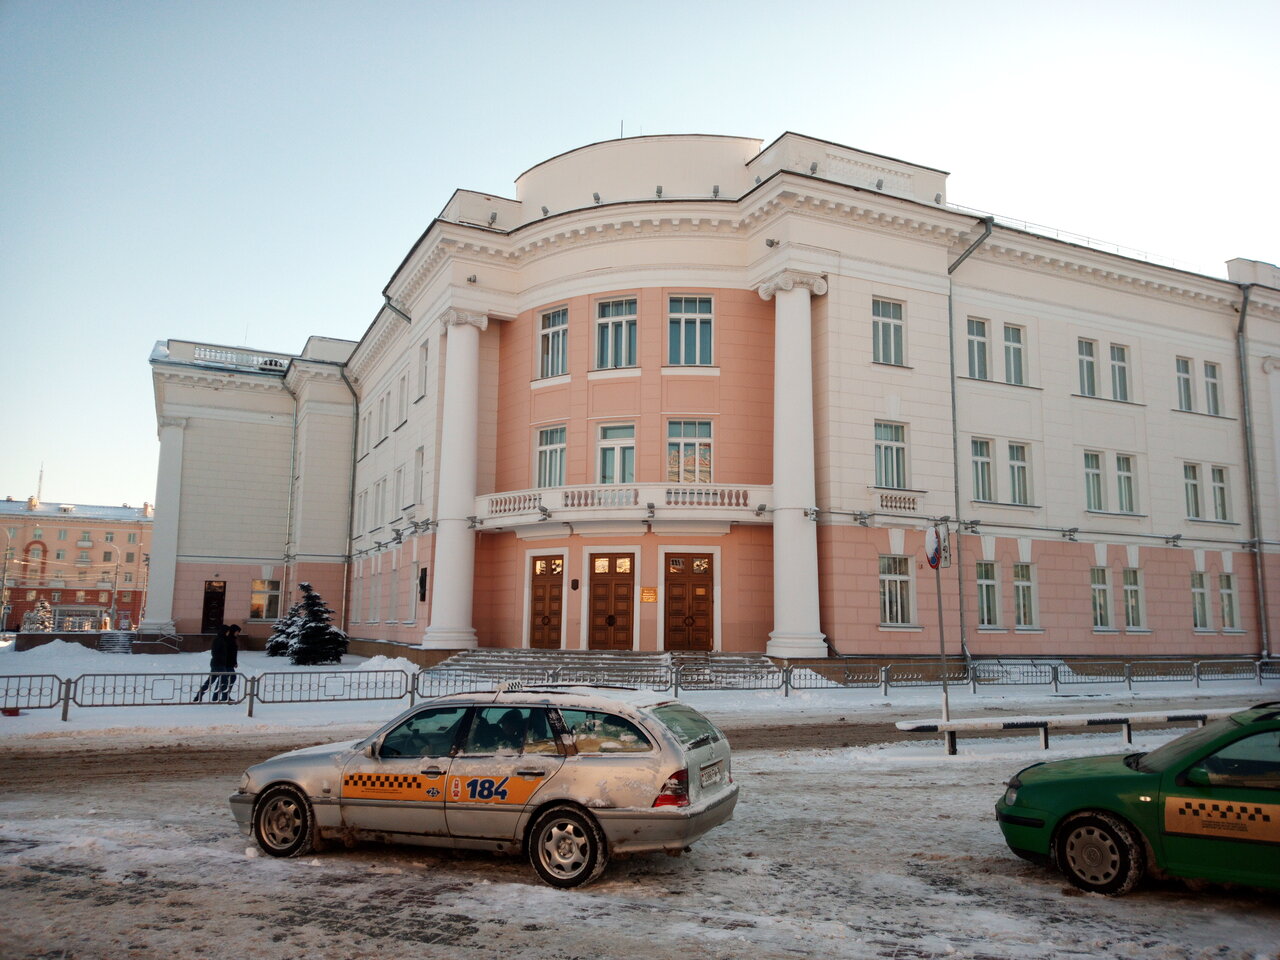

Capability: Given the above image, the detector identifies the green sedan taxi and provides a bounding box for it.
[996,701,1280,895]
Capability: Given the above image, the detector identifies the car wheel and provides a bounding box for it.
[1055,812,1144,895]
[253,785,315,858]
[528,806,608,888]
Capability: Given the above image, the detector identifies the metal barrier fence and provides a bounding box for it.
[1,658,1274,720]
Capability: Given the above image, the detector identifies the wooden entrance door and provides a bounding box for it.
[529,556,564,649]
[588,554,634,650]
[664,554,713,651]
[201,581,226,634]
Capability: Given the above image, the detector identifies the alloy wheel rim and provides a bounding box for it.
[540,820,587,878]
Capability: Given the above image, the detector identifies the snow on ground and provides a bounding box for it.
[2,640,1279,959]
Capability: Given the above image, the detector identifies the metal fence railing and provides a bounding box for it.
[1,657,1275,720]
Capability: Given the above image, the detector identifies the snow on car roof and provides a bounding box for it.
[433,685,673,713]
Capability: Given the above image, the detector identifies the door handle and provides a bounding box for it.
[515,768,547,778]
[421,767,445,777]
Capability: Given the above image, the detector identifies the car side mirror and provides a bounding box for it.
[363,740,378,759]
[1183,766,1210,787]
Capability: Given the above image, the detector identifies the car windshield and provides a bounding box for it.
[650,702,722,747]
[1135,716,1241,773]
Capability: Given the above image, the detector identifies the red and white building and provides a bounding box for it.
[142,133,1280,659]
[1,496,153,632]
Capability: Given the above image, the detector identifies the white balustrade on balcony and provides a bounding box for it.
[479,484,770,523]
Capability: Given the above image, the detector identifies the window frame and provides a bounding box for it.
[1122,568,1143,629]
[539,307,569,379]
[1175,356,1194,411]
[1184,463,1202,519]
[1211,466,1229,521]
[595,298,638,370]
[878,555,913,626]
[1003,324,1025,386]
[1013,562,1037,628]
[875,421,908,490]
[971,438,993,502]
[536,425,567,488]
[967,317,989,380]
[1204,361,1221,416]
[1084,451,1104,512]
[1109,343,1130,401]
[1090,567,1112,629]
[667,296,713,366]
[597,423,636,484]
[666,420,712,483]
[1191,571,1211,630]
[1219,573,1238,630]
[976,560,998,627]
[250,579,282,621]
[1078,339,1097,397]
[1115,454,1137,514]
[872,298,905,366]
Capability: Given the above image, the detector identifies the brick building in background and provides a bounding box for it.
[1,496,153,632]
[141,133,1280,659]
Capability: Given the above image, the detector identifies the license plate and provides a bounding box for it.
[699,761,723,788]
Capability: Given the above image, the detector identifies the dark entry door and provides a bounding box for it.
[665,554,713,651]
[529,556,564,649]
[588,554,634,650]
[201,581,226,633]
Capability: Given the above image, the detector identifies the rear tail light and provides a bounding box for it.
[653,768,690,807]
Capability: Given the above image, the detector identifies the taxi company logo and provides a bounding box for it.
[425,787,441,799]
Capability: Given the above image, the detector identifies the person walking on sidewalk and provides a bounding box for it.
[194,624,240,702]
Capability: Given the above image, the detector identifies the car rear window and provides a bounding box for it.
[558,709,652,753]
[650,703,722,747]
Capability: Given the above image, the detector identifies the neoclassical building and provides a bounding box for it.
[141,133,1280,660]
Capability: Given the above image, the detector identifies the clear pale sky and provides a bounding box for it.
[2,0,1277,508]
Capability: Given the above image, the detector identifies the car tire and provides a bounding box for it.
[253,785,315,858]
[1055,812,1144,896]
[528,805,608,888]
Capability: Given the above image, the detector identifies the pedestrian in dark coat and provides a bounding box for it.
[194,624,240,702]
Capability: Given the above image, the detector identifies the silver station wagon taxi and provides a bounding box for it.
[230,685,738,887]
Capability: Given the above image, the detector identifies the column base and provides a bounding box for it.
[766,631,828,660]
[420,626,478,650]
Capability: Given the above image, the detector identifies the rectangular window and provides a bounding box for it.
[667,420,712,483]
[104,532,115,542]
[1003,325,1025,385]
[393,468,404,515]
[878,556,912,625]
[1122,568,1143,628]
[419,342,430,396]
[378,394,388,437]
[57,529,67,540]
[1115,454,1136,514]
[874,422,907,489]
[1109,344,1129,401]
[1091,567,1111,629]
[1008,443,1030,505]
[1191,572,1210,629]
[102,551,112,562]
[1013,563,1036,627]
[1084,451,1104,511]
[1078,339,1097,396]
[125,552,135,563]
[397,375,408,423]
[1176,357,1194,411]
[123,573,134,583]
[967,318,989,380]
[537,426,567,488]
[971,439,993,502]
[1204,361,1221,416]
[976,561,998,627]
[872,298,904,366]
[1219,573,1238,630]
[1184,464,1202,519]
[55,549,65,560]
[127,533,137,544]
[250,579,281,620]
[596,298,637,369]
[1211,466,1229,521]
[539,308,568,378]
[667,296,713,366]
[598,424,636,484]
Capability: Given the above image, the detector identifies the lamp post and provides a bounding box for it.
[0,528,12,632]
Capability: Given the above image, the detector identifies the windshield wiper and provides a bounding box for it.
[687,733,715,750]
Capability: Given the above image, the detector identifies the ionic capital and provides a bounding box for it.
[757,269,828,301]
[1261,356,1280,376]
[440,308,489,332]
[157,416,188,431]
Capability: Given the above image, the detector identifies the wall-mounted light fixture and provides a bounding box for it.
[765,238,779,248]
[753,504,767,517]
[1062,527,1079,541]
[541,205,549,216]
[712,185,719,198]
[876,178,884,190]
[655,185,663,198]
[537,505,552,520]
[809,161,818,174]
[646,502,655,519]
[1165,533,1183,547]
[466,275,477,284]
[487,211,497,225]
[592,192,601,204]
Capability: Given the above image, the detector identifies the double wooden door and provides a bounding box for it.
[664,554,713,651]
[588,554,633,650]
[528,556,563,649]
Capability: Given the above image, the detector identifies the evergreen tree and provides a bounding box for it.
[288,582,348,666]
[265,599,302,657]
[32,599,54,632]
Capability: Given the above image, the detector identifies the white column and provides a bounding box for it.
[422,309,487,648]
[139,416,185,634]
[759,270,828,659]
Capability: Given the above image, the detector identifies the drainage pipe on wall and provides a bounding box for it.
[946,216,994,664]
[339,367,361,631]
[1234,284,1270,659]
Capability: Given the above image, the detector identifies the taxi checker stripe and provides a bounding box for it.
[1175,801,1271,822]
[344,774,423,788]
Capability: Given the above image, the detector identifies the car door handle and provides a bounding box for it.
[421,767,445,777]
[515,768,547,778]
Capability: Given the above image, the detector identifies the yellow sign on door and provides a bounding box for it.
[640,587,657,603]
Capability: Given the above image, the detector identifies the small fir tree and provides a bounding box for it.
[32,599,54,632]
[288,582,348,666]
[265,599,302,657]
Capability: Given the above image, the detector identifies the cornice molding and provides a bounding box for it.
[346,312,407,386]
[757,268,828,300]
[153,366,290,396]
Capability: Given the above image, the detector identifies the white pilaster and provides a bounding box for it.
[139,416,185,633]
[759,270,828,659]
[422,309,487,649]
